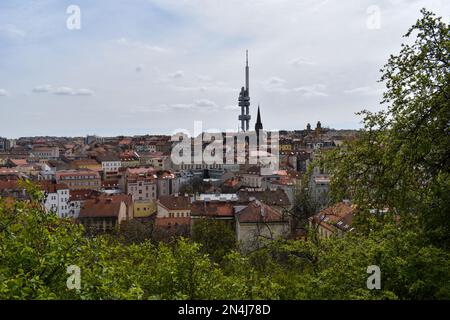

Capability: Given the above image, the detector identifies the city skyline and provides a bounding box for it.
[1,0,449,138]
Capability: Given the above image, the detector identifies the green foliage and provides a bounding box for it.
[291,175,319,231]
[1,189,450,300]
[322,8,450,247]
[191,218,237,263]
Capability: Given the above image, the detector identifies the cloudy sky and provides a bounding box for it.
[0,0,449,138]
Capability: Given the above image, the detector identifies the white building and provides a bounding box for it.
[31,146,60,160]
[98,155,122,174]
[41,182,71,218]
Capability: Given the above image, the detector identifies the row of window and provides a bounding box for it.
[103,162,121,167]
[62,175,98,180]
[179,164,224,170]
[168,212,190,218]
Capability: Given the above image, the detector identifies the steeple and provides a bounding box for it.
[255,104,263,134]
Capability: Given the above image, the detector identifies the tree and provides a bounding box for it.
[191,218,237,263]
[322,9,450,248]
[118,219,154,244]
[290,173,320,234]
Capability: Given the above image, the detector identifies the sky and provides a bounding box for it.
[0,0,449,138]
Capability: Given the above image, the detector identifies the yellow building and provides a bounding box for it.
[280,143,292,152]
[133,201,157,218]
[71,159,102,172]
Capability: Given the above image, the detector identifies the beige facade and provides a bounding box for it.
[236,221,290,250]
[56,170,101,190]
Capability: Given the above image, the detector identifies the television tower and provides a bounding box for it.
[238,50,251,132]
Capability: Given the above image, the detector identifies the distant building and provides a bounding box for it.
[56,169,101,190]
[68,189,102,218]
[139,152,171,170]
[156,170,179,197]
[97,154,122,175]
[309,201,355,238]
[30,146,60,160]
[40,181,71,218]
[309,166,330,210]
[85,135,104,145]
[0,180,27,199]
[0,137,15,152]
[155,194,191,238]
[235,200,290,251]
[70,159,101,172]
[125,168,158,217]
[77,194,132,233]
[240,166,263,188]
[156,195,191,219]
[120,151,140,168]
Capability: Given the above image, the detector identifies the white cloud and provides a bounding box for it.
[192,99,219,111]
[75,89,95,96]
[174,84,235,93]
[114,37,167,53]
[134,99,220,114]
[53,87,75,95]
[50,86,94,96]
[224,105,239,110]
[289,57,316,66]
[261,77,290,93]
[260,78,327,97]
[344,86,383,96]
[293,84,328,97]
[0,89,8,96]
[0,24,26,39]
[196,74,213,82]
[167,70,185,79]
[32,85,53,93]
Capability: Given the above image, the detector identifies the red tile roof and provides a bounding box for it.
[237,189,291,207]
[158,195,191,211]
[191,201,235,217]
[38,181,69,193]
[0,180,20,190]
[310,202,355,232]
[79,199,122,218]
[237,201,286,223]
[69,189,102,201]
[9,159,28,166]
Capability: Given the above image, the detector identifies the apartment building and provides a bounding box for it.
[56,169,101,190]
[40,181,71,218]
[30,146,60,160]
[125,168,157,217]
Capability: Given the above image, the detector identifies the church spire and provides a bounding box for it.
[255,104,263,134]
